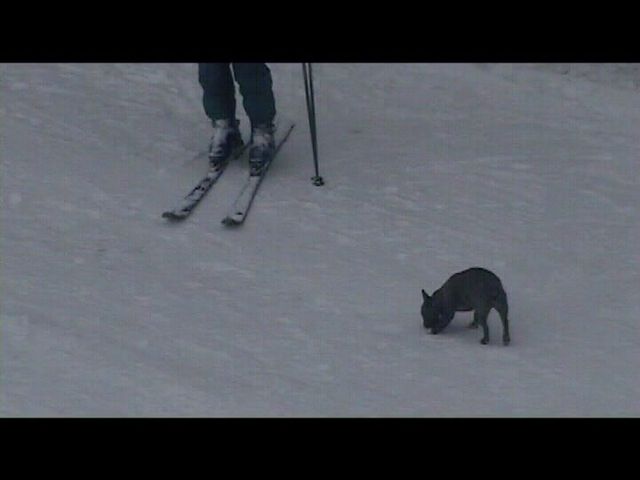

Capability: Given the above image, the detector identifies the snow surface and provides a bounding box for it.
[1,63,639,416]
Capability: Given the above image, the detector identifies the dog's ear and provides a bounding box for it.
[422,289,430,301]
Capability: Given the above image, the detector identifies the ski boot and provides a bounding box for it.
[249,123,276,176]
[208,118,244,167]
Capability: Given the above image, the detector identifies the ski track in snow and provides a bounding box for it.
[1,63,639,416]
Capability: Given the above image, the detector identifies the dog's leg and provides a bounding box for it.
[467,317,479,329]
[495,297,510,346]
[475,306,491,345]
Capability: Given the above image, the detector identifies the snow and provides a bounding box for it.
[1,63,639,416]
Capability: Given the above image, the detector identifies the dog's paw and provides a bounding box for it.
[480,338,489,345]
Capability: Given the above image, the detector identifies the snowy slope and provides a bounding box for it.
[1,63,639,416]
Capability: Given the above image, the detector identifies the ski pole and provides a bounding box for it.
[302,63,324,186]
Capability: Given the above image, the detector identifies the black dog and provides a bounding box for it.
[421,267,510,345]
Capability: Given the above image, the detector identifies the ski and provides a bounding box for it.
[162,143,249,221]
[222,123,295,226]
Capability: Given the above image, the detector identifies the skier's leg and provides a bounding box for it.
[232,63,277,174]
[198,63,237,123]
[231,63,276,128]
[198,64,243,165]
